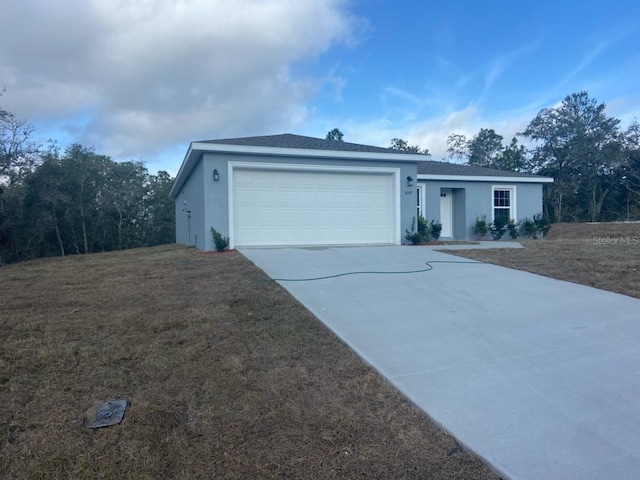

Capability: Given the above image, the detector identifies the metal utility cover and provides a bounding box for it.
[86,399,129,429]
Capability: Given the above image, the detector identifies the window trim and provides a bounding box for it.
[491,185,517,222]
[416,184,425,219]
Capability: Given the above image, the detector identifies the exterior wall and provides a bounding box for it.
[452,188,467,239]
[202,153,231,251]
[399,165,418,244]
[174,157,206,249]
[174,147,545,247]
[515,183,544,222]
[198,152,418,249]
[423,185,441,229]
[419,180,545,240]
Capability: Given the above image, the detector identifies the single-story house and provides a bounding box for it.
[169,134,553,250]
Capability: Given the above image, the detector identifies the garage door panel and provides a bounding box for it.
[233,168,396,246]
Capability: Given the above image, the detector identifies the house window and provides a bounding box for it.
[416,185,424,218]
[492,186,516,221]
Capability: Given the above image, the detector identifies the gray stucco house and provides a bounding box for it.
[170,134,553,250]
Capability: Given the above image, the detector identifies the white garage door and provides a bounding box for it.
[232,168,396,246]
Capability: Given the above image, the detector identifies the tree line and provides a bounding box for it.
[3,90,637,264]
[329,91,640,223]
[0,102,174,265]
[446,92,640,222]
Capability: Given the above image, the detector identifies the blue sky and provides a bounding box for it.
[1,0,639,175]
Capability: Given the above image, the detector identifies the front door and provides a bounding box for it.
[440,189,453,238]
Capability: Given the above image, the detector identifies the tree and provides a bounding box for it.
[0,109,40,184]
[99,160,149,250]
[0,96,42,262]
[22,150,70,258]
[495,137,529,172]
[389,138,430,155]
[13,144,176,262]
[620,120,640,218]
[447,129,505,168]
[146,170,175,245]
[0,98,177,264]
[446,133,469,162]
[522,91,623,222]
[467,128,503,167]
[62,144,110,253]
[325,128,344,141]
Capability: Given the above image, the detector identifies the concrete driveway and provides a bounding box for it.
[241,245,640,480]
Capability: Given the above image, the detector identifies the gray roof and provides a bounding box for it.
[202,134,547,178]
[418,160,545,178]
[199,133,420,155]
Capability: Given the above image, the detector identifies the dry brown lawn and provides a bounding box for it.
[447,222,640,299]
[0,245,499,479]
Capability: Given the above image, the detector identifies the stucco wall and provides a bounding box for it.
[175,147,545,247]
[452,188,467,239]
[174,157,206,249]
[514,183,544,221]
[202,154,231,251]
[420,180,544,240]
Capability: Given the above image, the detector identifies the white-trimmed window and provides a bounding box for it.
[492,186,516,221]
[416,184,424,218]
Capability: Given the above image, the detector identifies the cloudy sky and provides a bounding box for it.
[1,0,639,174]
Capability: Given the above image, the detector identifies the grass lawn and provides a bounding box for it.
[446,222,640,299]
[0,245,498,479]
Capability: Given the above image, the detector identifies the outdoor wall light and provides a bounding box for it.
[213,169,220,182]
[407,175,413,187]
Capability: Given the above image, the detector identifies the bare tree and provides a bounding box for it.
[0,107,40,183]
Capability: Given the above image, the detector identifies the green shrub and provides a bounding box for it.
[490,216,509,240]
[210,227,229,251]
[405,217,422,245]
[533,213,551,238]
[417,215,429,240]
[506,219,519,239]
[519,217,538,238]
[473,215,489,240]
[405,215,433,244]
[429,220,443,241]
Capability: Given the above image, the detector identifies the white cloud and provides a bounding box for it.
[323,103,536,162]
[605,95,640,127]
[0,0,360,167]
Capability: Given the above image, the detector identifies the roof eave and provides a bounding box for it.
[170,142,426,197]
[190,141,426,161]
[417,174,554,183]
[169,142,197,198]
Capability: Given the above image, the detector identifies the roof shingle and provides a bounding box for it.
[197,133,549,179]
[417,160,544,178]
[199,133,420,155]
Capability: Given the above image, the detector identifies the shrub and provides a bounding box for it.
[405,217,423,245]
[506,219,519,239]
[210,227,229,251]
[405,215,433,244]
[473,215,489,240]
[417,215,429,240]
[429,220,443,241]
[519,217,538,238]
[533,213,551,238]
[490,216,509,240]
